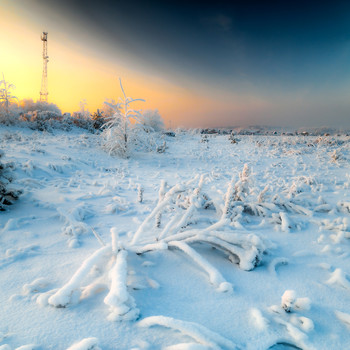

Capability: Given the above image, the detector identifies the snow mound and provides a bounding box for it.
[325,268,350,289]
[66,337,100,350]
[335,310,350,329]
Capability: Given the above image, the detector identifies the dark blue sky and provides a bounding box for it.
[37,0,350,91]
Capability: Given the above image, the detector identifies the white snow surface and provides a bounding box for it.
[1,126,350,349]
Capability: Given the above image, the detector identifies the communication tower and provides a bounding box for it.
[40,32,49,103]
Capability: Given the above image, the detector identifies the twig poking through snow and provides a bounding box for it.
[155,180,167,228]
[131,183,184,245]
[137,184,144,203]
[111,227,119,253]
[90,227,106,247]
[280,212,291,233]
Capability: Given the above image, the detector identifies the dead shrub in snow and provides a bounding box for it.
[19,111,95,132]
[130,174,267,273]
[43,173,268,320]
[21,110,62,131]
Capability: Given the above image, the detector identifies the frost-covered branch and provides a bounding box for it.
[138,316,238,350]
[130,183,184,245]
[168,241,232,292]
[104,249,139,321]
[48,245,111,308]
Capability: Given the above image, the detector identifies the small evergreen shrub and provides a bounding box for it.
[0,150,20,210]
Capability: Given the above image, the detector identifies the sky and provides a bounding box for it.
[1,0,350,128]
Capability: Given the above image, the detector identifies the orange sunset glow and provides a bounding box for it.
[1,3,247,128]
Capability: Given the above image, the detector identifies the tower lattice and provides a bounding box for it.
[40,32,49,103]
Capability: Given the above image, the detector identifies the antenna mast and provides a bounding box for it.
[40,32,49,103]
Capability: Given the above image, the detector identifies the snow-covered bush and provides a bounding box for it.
[18,110,95,132]
[1,92,65,128]
[142,109,165,132]
[228,132,239,144]
[19,99,61,115]
[90,109,107,130]
[0,150,20,210]
[20,110,63,131]
[101,79,163,158]
[68,114,95,132]
[16,97,98,132]
[67,101,95,131]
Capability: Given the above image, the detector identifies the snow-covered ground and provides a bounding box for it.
[1,126,350,350]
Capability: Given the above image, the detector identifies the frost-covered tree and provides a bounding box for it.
[72,99,90,120]
[102,79,151,158]
[79,99,90,119]
[0,73,18,122]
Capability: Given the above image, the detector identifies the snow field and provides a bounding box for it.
[0,126,350,349]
